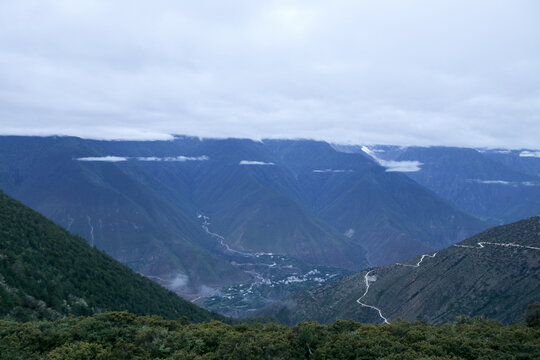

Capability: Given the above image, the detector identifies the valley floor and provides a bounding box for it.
[148,214,351,317]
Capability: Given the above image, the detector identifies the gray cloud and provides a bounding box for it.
[312,169,354,173]
[361,146,423,172]
[467,179,540,186]
[520,151,540,158]
[77,155,209,162]
[136,155,209,162]
[1,1,539,148]
[377,160,423,173]
[77,156,128,162]
[169,273,190,291]
[239,160,275,166]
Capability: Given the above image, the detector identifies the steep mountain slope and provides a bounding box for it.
[0,136,246,292]
[356,145,540,224]
[94,137,367,271]
[0,136,367,310]
[0,191,225,322]
[258,216,540,325]
[266,140,487,265]
[0,136,488,307]
[482,148,540,178]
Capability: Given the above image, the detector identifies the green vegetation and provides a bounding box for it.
[259,216,540,325]
[527,303,540,328]
[0,191,224,322]
[0,312,539,359]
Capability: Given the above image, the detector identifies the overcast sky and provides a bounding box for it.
[0,1,539,148]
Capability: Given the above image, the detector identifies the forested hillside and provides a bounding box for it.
[0,191,224,322]
[258,216,540,325]
[1,311,538,359]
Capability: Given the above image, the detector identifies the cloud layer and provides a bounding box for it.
[312,169,354,173]
[520,151,540,158]
[1,1,539,148]
[361,146,423,172]
[467,179,540,186]
[377,160,423,173]
[77,156,128,162]
[137,155,209,162]
[77,155,209,162]
[239,160,275,166]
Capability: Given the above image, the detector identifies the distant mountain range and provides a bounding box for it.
[0,136,490,306]
[0,191,224,322]
[257,216,540,325]
[345,145,540,225]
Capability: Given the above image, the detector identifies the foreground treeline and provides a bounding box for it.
[1,311,539,359]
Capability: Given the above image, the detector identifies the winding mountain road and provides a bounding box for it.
[357,239,540,324]
[355,270,390,324]
[396,252,437,267]
[454,241,540,251]
[356,251,437,324]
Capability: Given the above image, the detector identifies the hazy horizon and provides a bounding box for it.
[2,133,540,151]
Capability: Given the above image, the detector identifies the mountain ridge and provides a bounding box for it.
[352,145,540,225]
[0,136,488,310]
[0,190,225,322]
[257,216,540,325]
